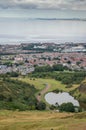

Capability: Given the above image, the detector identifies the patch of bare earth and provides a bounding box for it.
[36,84,51,101]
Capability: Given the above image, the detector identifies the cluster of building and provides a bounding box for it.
[0,42,86,54]
[0,52,86,75]
[0,42,86,75]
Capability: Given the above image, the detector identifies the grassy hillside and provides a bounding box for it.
[0,78,37,110]
[17,77,86,110]
[0,110,86,130]
[70,80,86,110]
[18,77,79,92]
[0,75,86,110]
[17,77,79,102]
[18,78,66,91]
[0,76,80,111]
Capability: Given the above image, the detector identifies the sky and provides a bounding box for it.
[0,0,86,19]
[0,0,86,43]
[0,0,86,10]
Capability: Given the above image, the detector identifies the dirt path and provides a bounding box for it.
[36,83,51,102]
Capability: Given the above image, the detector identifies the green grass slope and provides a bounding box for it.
[0,78,37,110]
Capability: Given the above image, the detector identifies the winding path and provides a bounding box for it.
[36,83,51,102]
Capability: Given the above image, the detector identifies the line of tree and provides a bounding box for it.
[34,64,69,73]
[30,66,86,85]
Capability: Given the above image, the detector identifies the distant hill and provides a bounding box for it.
[28,18,86,21]
[0,78,37,110]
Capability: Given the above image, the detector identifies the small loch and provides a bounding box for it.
[45,92,79,106]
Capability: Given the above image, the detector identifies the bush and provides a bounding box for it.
[36,102,46,110]
[59,102,75,112]
[53,89,60,93]
[49,105,56,110]
[53,64,64,71]
[66,84,73,88]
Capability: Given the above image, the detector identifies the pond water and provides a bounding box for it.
[45,92,79,106]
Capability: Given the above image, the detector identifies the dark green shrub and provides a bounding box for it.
[59,102,75,112]
[36,102,46,110]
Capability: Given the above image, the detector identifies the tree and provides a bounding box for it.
[4,61,12,67]
[59,102,75,112]
[36,102,46,110]
[67,61,71,64]
[62,76,72,84]
[35,65,52,72]
[76,61,81,66]
[53,64,64,71]
[9,72,19,77]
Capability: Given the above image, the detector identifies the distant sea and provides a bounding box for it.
[0,9,86,44]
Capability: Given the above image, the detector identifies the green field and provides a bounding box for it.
[17,77,79,103]
[0,110,86,130]
[18,77,79,92]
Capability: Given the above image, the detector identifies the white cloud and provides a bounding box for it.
[0,0,86,10]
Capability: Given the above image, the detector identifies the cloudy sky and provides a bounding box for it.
[0,0,86,43]
[0,0,86,10]
[0,0,86,19]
